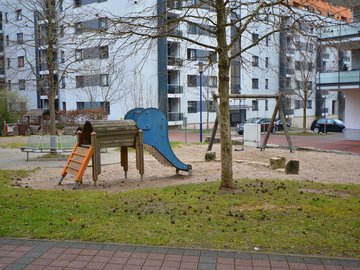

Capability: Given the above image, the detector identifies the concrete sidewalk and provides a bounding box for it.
[1,238,359,270]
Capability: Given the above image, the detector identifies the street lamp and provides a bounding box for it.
[196,61,204,143]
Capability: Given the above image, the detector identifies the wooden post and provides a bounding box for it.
[207,91,221,152]
[136,129,145,181]
[279,106,294,153]
[260,97,280,151]
[121,146,128,179]
[91,132,98,184]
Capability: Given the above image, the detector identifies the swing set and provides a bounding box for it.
[207,91,294,153]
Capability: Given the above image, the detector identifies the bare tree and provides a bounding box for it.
[126,69,155,110]
[103,0,307,188]
[77,60,129,114]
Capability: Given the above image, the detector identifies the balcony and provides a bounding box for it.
[167,56,183,67]
[167,112,183,121]
[318,67,360,89]
[287,47,295,54]
[286,68,295,75]
[283,108,294,116]
[167,0,183,9]
[167,84,183,94]
[318,22,360,49]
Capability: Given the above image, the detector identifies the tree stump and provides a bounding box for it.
[205,151,216,161]
[269,156,286,170]
[285,160,299,174]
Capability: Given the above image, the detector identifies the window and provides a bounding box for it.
[18,56,24,68]
[99,46,109,59]
[100,74,109,86]
[76,102,85,110]
[17,33,23,44]
[286,77,291,89]
[74,22,82,34]
[7,58,11,68]
[187,101,197,113]
[295,100,303,109]
[252,33,259,44]
[6,35,9,46]
[265,99,268,110]
[76,76,84,88]
[265,36,269,46]
[60,78,66,89]
[295,61,301,70]
[59,25,64,37]
[307,100,312,109]
[16,10,22,21]
[18,79,25,90]
[74,0,82,7]
[252,100,258,111]
[7,80,11,91]
[98,18,108,29]
[60,51,65,63]
[265,79,268,89]
[101,101,110,115]
[5,12,8,23]
[187,75,197,87]
[265,57,269,68]
[252,56,259,67]
[75,49,83,61]
[252,78,259,89]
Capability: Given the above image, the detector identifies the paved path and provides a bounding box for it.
[169,131,360,154]
[1,238,359,270]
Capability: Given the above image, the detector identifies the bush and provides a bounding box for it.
[56,109,107,127]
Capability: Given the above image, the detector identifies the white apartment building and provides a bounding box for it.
[0,0,341,129]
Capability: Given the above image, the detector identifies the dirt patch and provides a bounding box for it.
[13,143,360,192]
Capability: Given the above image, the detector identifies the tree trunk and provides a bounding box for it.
[302,89,307,133]
[48,92,56,135]
[216,0,234,189]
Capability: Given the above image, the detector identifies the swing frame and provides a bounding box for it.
[207,91,294,153]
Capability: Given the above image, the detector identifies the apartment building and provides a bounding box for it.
[0,0,344,129]
[318,0,360,140]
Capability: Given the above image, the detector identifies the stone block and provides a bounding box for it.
[205,151,216,161]
[285,160,299,174]
[269,156,286,170]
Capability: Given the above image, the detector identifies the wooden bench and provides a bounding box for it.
[20,135,77,161]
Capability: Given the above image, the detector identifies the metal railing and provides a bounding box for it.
[167,84,184,94]
[167,112,183,121]
[167,56,183,66]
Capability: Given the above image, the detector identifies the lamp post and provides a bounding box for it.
[196,61,204,143]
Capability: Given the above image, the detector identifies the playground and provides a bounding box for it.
[6,141,360,192]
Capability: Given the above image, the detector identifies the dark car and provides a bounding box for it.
[274,118,291,131]
[310,118,345,133]
[236,117,275,135]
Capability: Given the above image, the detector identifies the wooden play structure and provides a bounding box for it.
[59,108,191,189]
[59,120,144,189]
[208,91,294,152]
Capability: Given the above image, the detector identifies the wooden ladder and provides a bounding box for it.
[59,144,93,189]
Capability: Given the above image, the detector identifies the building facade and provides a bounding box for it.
[0,0,346,129]
[318,0,360,140]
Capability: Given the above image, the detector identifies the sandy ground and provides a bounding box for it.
[11,142,360,192]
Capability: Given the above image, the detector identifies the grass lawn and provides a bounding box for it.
[0,170,359,258]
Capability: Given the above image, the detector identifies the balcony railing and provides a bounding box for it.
[167,112,183,121]
[167,28,183,37]
[318,67,360,87]
[167,84,183,94]
[319,22,360,39]
[286,68,295,75]
[167,56,183,66]
[167,0,183,9]
[287,47,295,54]
[321,108,329,114]
[283,108,294,115]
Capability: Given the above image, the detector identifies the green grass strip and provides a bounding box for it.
[0,170,359,258]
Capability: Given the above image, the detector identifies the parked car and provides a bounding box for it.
[310,118,345,133]
[274,118,291,131]
[236,117,275,135]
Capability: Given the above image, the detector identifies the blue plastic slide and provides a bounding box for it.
[125,108,192,175]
